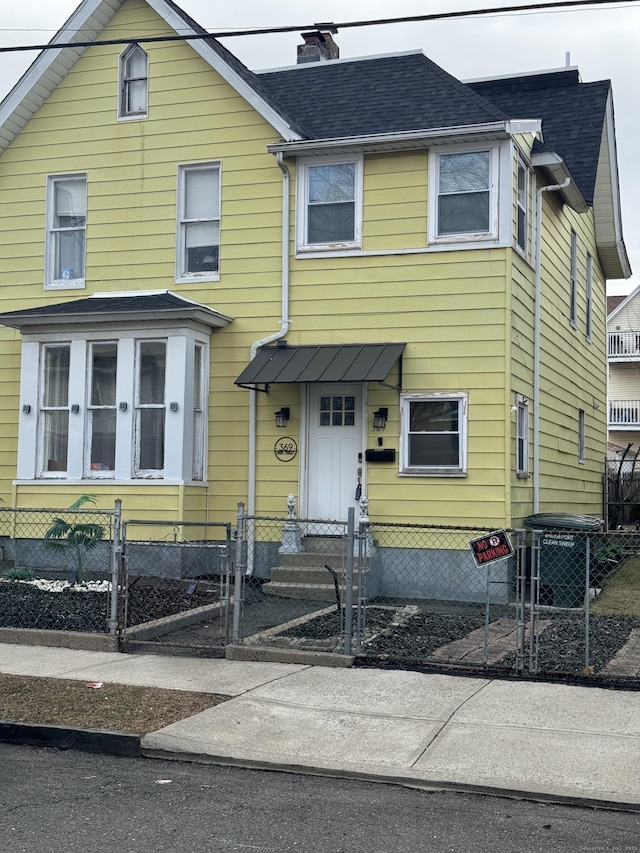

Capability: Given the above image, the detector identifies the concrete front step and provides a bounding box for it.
[263,581,356,602]
[277,552,346,569]
[296,536,345,557]
[270,566,345,586]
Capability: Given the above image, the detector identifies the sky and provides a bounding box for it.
[0,0,638,295]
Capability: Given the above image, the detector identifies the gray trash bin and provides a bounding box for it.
[523,513,603,607]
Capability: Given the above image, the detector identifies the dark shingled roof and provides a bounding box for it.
[468,71,610,206]
[258,53,509,138]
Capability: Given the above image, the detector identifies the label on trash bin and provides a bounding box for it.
[469,530,514,568]
[541,533,575,548]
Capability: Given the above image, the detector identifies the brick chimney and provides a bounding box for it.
[297,28,339,64]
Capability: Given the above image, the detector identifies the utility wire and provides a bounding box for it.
[0,0,637,54]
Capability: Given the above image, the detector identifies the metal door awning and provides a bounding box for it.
[235,342,405,391]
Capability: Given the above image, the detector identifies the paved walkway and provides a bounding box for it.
[2,642,640,809]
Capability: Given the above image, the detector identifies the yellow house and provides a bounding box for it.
[0,0,631,541]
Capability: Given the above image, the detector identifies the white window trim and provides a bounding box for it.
[175,161,221,284]
[17,326,209,485]
[399,391,468,477]
[585,252,593,342]
[570,230,578,328]
[296,155,363,253]
[516,394,529,477]
[118,43,148,121]
[428,143,501,246]
[45,173,87,291]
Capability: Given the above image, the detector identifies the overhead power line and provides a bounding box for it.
[0,0,637,54]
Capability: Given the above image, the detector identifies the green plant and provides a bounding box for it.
[3,567,33,581]
[43,495,105,584]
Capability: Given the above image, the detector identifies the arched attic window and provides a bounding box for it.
[119,43,148,119]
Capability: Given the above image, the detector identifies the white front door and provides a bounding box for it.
[306,384,363,522]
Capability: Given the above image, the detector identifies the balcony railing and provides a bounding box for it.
[609,400,640,426]
[608,331,640,358]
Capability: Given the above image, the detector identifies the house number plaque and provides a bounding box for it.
[274,437,297,462]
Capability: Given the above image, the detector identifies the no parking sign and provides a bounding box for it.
[468,530,514,568]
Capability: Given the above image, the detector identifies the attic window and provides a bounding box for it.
[119,44,148,119]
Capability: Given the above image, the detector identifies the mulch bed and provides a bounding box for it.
[0,579,221,633]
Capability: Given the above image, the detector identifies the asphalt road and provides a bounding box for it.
[1,744,640,852]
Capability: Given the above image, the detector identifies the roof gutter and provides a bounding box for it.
[267,121,511,156]
[532,150,588,214]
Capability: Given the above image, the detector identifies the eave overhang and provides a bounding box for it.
[531,149,589,214]
[0,291,233,333]
[267,122,512,157]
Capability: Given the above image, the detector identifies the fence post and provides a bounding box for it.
[232,502,245,645]
[108,499,122,636]
[585,533,591,669]
[343,506,355,656]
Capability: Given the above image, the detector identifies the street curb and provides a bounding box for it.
[0,720,141,757]
[139,746,640,814]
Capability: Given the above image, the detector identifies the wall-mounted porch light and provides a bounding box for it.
[274,407,290,428]
[372,408,388,431]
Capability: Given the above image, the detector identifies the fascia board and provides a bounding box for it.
[593,92,631,280]
[0,0,121,154]
[0,0,302,156]
[268,122,511,156]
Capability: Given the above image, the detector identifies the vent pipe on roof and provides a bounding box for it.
[297,28,339,64]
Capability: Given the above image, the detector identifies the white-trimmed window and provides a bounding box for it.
[176,162,221,281]
[516,394,529,477]
[570,230,578,327]
[585,252,593,342]
[430,147,498,243]
[516,158,528,254]
[297,157,362,250]
[119,44,148,119]
[20,330,208,483]
[400,392,468,476]
[46,175,86,289]
[578,408,586,463]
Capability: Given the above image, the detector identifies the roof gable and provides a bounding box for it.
[0,0,303,156]
[468,70,608,206]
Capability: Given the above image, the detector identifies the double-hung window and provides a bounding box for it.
[87,342,117,475]
[134,340,166,475]
[46,175,86,289]
[298,157,362,250]
[570,230,578,327]
[516,395,529,477]
[400,392,468,476]
[41,344,71,473]
[176,163,220,281]
[431,148,498,242]
[516,159,529,254]
[578,409,586,463]
[119,44,148,119]
[585,252,593,342]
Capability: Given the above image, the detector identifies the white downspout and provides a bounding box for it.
[533,177,570,512]
[247,151,291,518]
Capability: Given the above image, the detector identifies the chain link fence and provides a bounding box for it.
[525,528,640,683]
[231,508,528,672]
[0,505,118,634]
[119,520,233,656]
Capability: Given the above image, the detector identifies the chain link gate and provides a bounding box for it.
[119,519,233,656]
[230,504,531,673]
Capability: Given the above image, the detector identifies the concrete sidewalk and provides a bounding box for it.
[2,642,640,809]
